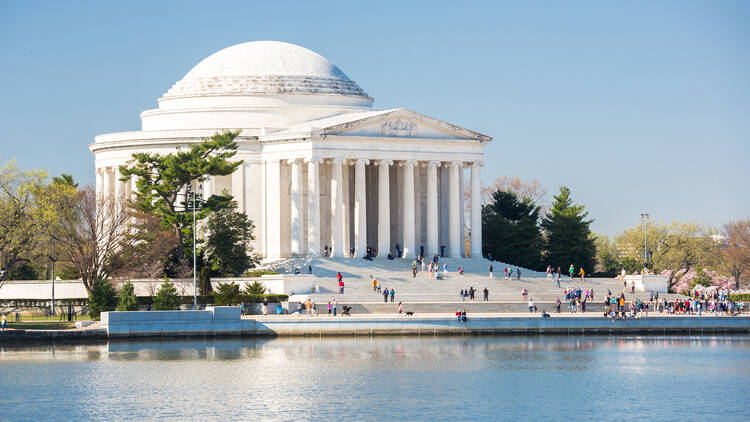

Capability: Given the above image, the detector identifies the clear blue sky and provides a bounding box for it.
[1,0,748,236]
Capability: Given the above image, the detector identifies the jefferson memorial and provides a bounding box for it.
[91,41,489,260]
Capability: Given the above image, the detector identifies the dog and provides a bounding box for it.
[405,311,415,317]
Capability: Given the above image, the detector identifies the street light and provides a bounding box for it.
[640,213,649,268]
[186,183,202,310]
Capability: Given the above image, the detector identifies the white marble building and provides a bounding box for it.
[91,41,490,260]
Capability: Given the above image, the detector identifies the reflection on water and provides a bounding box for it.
[1,336,749,420]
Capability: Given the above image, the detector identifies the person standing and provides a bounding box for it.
[579,268,585,283]
[398,301,403,316]
[516,268,521,280]
[555,298,561,313]
[308,265,312,275]
[483,287,489,301]
[555,270,561,288]
[503,267,508,279]
[1,313,6,331]
[528,299,535,313]
[489,265,493,278]
[412,262,418,278]
[390,288,395,302]
[383,288,389,303]
[332,298,337,316]
[569,264,575,279]
[327,301,332,315]
[262,298,268,316]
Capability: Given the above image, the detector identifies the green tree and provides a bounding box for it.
[203,199,257,276]
[649,222,719,291]
[88,278,117,319]
[120,131,243,261]
[198,266,213,295]
[116,281,139,311]
[0,160,47,285]
[594,234,620,276]
[482,190,543,270]
[214,281,241,305]
[153,279,181,310]
[541,186,596,273]
[243,281,267,295]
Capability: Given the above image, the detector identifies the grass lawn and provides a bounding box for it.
[5,314,91,322]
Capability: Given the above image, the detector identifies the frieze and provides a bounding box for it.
[163,75,371,99]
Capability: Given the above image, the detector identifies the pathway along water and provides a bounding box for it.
[1,336,749,420]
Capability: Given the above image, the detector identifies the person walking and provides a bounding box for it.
[1,313,6,331]
[528,299,535,313]
[503,267,508,279]
[327,301,332,315]
[555,271,561,288]
[262,298,268,316]
[332,298,337,316]
[390,288,395,302]
[555,298,561,313]
[489,265,493,278]
[308,265,312,275]
[469,287,475,300]
[372,277,378,292]
[569,264,575,279]
[516,268,521,280]
[398,301,403,316]
[579,267,585,283]
[483,287,489,301]
[383,288,389,303]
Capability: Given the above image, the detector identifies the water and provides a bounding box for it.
[1,336,749,421]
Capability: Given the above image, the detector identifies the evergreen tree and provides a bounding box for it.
[482,190,543,270]
[541,186,596,273]
[198,266,212,295]
[120,130,243,261]
[153,279,181,310]
[203,199,258,276]
[88,278,117,319]
[116,281,139,311]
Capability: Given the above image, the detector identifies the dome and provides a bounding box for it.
[162,41,371,101]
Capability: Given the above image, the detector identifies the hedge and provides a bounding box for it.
[243,270,279,277]
[135,294,288,306]
[243,294,288,303]
[729,294,750,301]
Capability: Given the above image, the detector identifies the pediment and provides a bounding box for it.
[320,109,491,142]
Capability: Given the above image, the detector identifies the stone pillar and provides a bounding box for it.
[448,161,462,258]
[306,158,321,256]
[425,161,440,256]
[354,159,369,257]
[265,160,282,258]
[203,176,213,198]
[377,159,393,258]
[342,162,350,256]
[470,162,483,258]
[95,168,103,198]
[401,160,417,258]
[288,159,303,256]
[330,158,346,257]
[102,167,112,202]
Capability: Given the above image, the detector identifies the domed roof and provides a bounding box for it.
[162,41,371,101]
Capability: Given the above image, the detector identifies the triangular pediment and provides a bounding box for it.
[320,109,492,141]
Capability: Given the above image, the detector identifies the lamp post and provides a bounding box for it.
[186,184,201,309]
[640,213,649,267]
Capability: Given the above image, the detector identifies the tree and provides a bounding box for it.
[482,190,543,270]
[214,281,241,305]
[593,234,620,276]
[88,278,117,319]
[203,199,258,276]
[541,186,596,273]
[198,266,213,295]
[720,219,750,289]
[52,186,133,293]
[33,173,79,283]
[243,281,267,295]
[153,279,181,310]
[650,222,719,291]
[116,281,139,311]
[120,131,243,261]
[479,176,547,206]
[116,210,180,280]
[0,160,47,286]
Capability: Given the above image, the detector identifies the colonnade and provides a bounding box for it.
[282,158,482,259]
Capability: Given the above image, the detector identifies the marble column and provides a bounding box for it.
[342,162,350,256]
[102,167,113,203]
[377,159,393,258]
[202,176,213,198]
[448,161,462,257]
[470,162,483,258]
[330,158,346,257]
[265,160,282,258]
[288,159,303,256]
[401,160,417,258]
[306,158,321,256]
[95,168,103,198]
[425,161,440,256]
[354,159,369,257]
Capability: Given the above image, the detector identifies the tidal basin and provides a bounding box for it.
[2,336,749,420]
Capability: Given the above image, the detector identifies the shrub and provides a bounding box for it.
[730,294,750,301]
[153,279,181,310]
[89,278,117,320]
[690,270,712,290]
[244,281,266,295]
[116,282,139,311]
[243,270,278,277]
[214,282,241,306]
